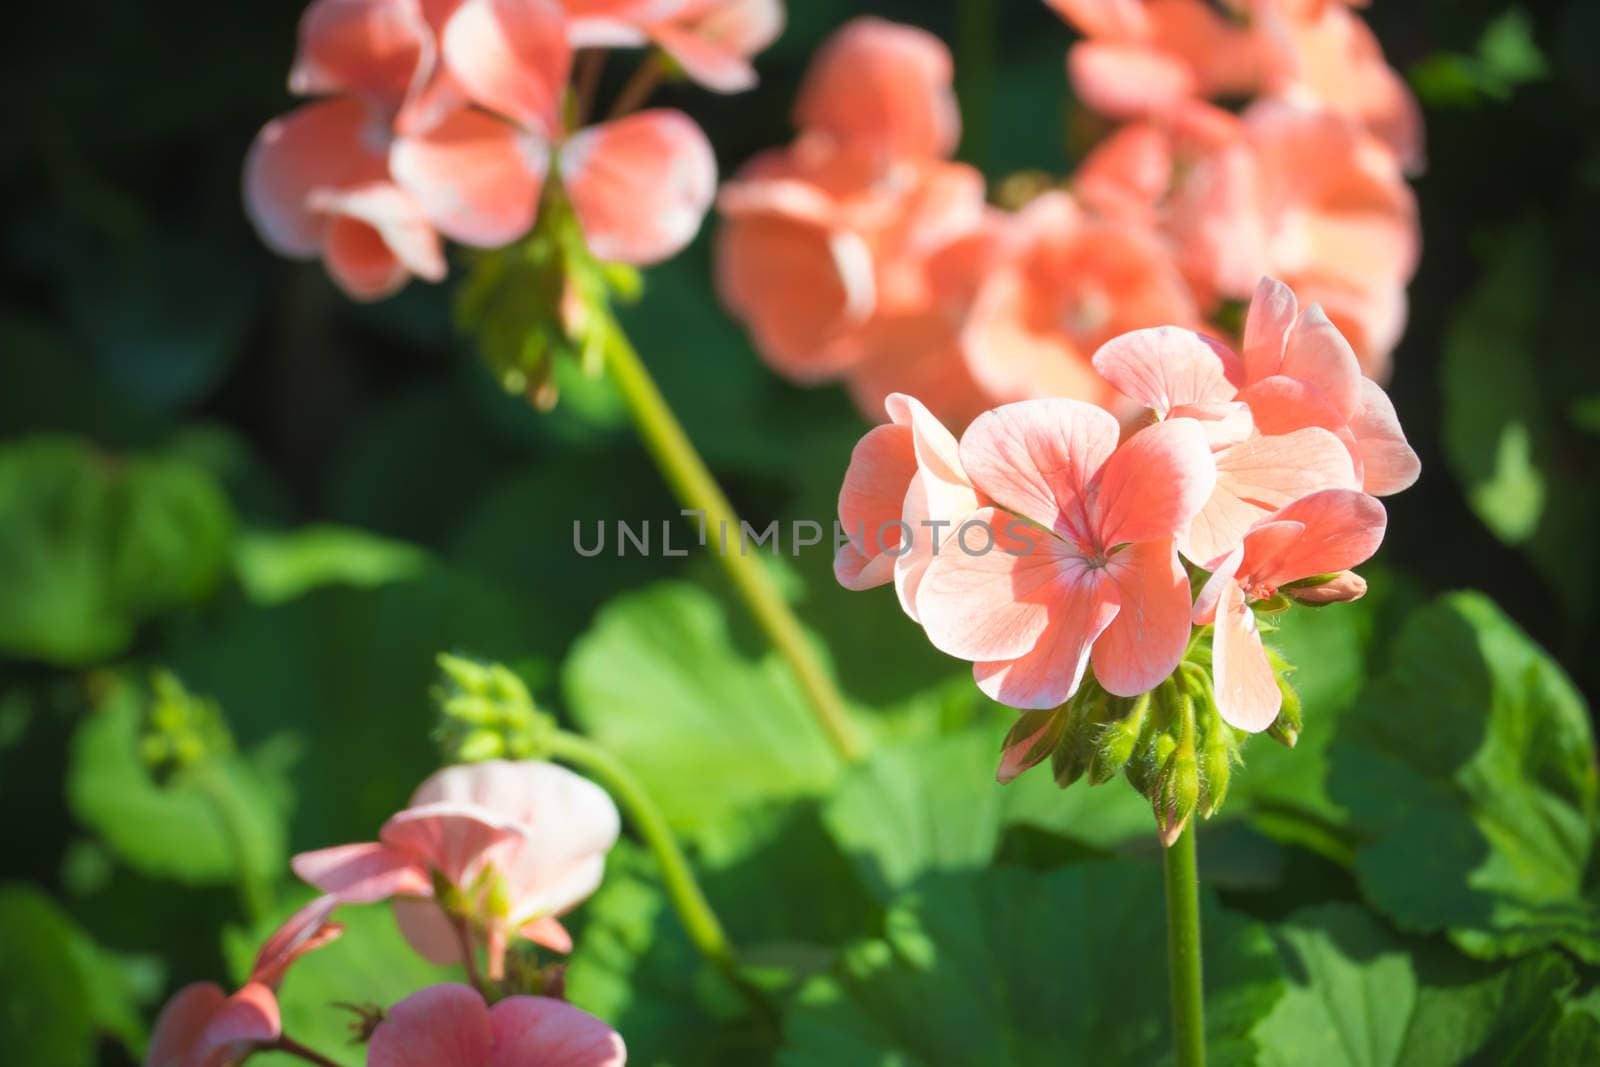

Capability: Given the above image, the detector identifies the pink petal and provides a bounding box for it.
[1348,377,1420,495]
[1279,303,1363,421]
[560,110,717,265]
[1211,578,1280,732]
[1244,489,1386,586]
[1237,373,1346,436]
[322,214,415,300]
[250,895,343,988]
[192,982,281,1065]
[653,0,783,92]
[289,0,430,105]
[390,108,546,247]
[488,996,627,1067]
[793,17,960,161]
[1045,0,1151,39]
[311,182,446,280]
[393,896,471,966]
[1190,544,1240,627]
[243,98,388,258]
[650,21,758,91]
[1183,426,1356,564]
[957,398,1122,536]
[369,984,494,1067]
[147,983,226,1067]
[291,842,433,904]
[1092,539,1193,697]
[1067,41,1198,119]
[442,0,570,136]
[885,393,979,620]
[1170,400,1255,450]
[915,508,1086,663]
[380,802,528,889]
[1091,417,1217,547]
[970,565,1122,709]
[834,423,916,591]
[1091,326,1242,416]
[520,916,573,953]
[1241,276,1299,386]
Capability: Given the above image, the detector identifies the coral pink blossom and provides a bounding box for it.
[145,896,342,1067]
[1093,322,1359,564]
[572,0,784,92]
[369,984,625,1067]
[1193,488,1386,730]
[794,17,961,164]
[834,393,980,619]
[915,399,1216,709]
[292,760,619,975]
[962,191,1202,414]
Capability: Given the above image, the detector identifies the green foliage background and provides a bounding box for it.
[1,2,1598,1065]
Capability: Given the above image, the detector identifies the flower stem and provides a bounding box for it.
[598,323,865,764]
[1163,820,1207,1067]
[545,730,734,970]
[608,52,664,120]
[266,1035,343,1067]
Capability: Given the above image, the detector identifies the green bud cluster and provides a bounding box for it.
[138,670,232,779]
[433,654,557,765]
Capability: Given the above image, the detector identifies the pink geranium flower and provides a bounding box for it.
[368,983,625,1067]
[1193,488,1386,730]
[914,399,1216,709]
[291,760,619,977]
[145,896,342,1067]
[571,0,785,93]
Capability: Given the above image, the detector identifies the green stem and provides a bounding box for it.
[191,763,273,927]
[1163,821,1207,1067]
[545,730,734,970]
[599,323,865,764]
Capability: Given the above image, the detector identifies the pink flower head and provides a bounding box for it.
[834,393,980,619]
[961,191,1202,414]
[914,398,1216,709]
[368,983,625,1067]
[291,760,620,976]
[794,17,961,165]
[1193,488,1386,730]
[1092,321,1360,564]
[145,896,342,1067]
[572,0,785,93]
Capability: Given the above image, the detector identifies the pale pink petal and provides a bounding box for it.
[289,0,430,105]
[1237,373,1345,436]
[1183,426,1356,564]
[1245,489,1386,586]
[520,916,573,953]
[1348,377,1420,495]
[1068,41,1197,119]
[1241,275,1298,385]
[650,21,757,91]
[380,802,528,888]
[1091,326,1242,416]
[250,895,343,988]
[561,110,717,265]
[1092,539,1192,696]
[443,0,570,136]
[957,399,1122,535]
[243,98,388,258]
[322,214,412,300]
[391,108,546,247]
[192,982,281,1065]
[653,0,783,92]
[369,984,494,1067]
[310,182,446,282]
[971,564,1122,709]
[794,17,960,161]
[1279,304,1363,421]
[1075,122,1173,224]
[884,393,979,620]
[1190,544,1241,627]
[916,508,1086,663]
[1170,400,1255,449]
[1211,578,1281,732]
[291,842,433,904]
[488,996,627,1067]
[1092,418,1217,547]
[147,983,225,1067]
[394,897,469,966]
[834,423,916,591]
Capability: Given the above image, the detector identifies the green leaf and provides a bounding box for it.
[822,723,1152,903]
[562,581,845,839]
[0,883,158,1064]
[0,435,234,664]
[780,864,1284,1067]
[67,678,291,889]
[1254,903,1577,1067]
[234,525,429,605]
[224,891,457,1067]
[1329,592,1600,962]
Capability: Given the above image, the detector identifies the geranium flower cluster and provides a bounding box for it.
[718,2,1421,428]
[835,277,1418,841]
[145,760,627,1066]
[245,0,783,300]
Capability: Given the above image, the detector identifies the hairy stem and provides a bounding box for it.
[598,323,865,763]
[1163,820,1207,1067]
[263,1035,343,1067]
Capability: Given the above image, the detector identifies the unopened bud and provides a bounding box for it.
[1154,744,1201,848]
[1284,570,1368,607]
[1089,691,1150,785]
[457,728,505,763]
[997,706,1070,784]
[1197,709,1235,819]
[1052,687,1114,789]
[1267,679,1303,748]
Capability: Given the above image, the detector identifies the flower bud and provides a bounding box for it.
[1196,709,1236,820]
[997,706,1070,784]
[1051,686,1115,789]
[1089,691,1150,785]
[1267,679,1303,749]
[1154,743,1200,848]
[1284,570,1368,607]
